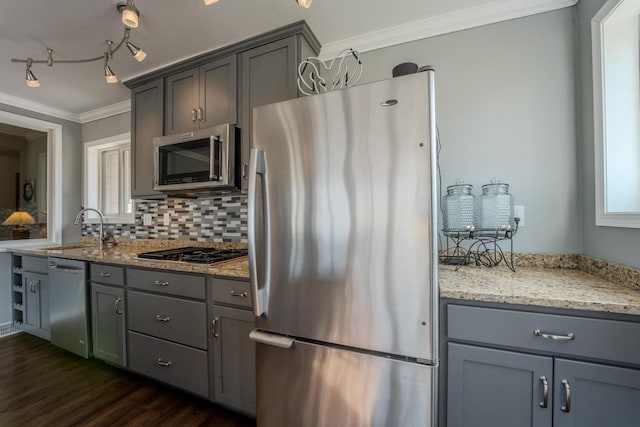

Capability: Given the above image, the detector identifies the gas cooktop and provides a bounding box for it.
[137,247,248,265]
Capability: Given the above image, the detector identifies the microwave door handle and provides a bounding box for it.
[218,137,225,182]
[209,136,217,181]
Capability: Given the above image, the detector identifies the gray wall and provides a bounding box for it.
[577,0,640,269]
[82,111,130,142]
[352,9,580,253]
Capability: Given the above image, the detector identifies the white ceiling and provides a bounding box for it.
[0,0,574,119]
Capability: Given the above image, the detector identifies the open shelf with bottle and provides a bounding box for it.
[440,218,520,272]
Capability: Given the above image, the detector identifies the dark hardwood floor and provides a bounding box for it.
[0,333,256,427]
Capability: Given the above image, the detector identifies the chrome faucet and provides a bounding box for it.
[74,207,106,247]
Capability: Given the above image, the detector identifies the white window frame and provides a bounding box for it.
[83,133,134,224]
[0,111,62,249]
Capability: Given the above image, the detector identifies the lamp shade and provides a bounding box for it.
[2,211,37,226]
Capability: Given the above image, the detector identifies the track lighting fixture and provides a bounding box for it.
[296,0,312,7]
[25,59,39,88]
[203,0,220,4]
[11,4,146,88]
[118,0,140,29]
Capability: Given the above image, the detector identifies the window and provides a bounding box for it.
[84,133,134,223]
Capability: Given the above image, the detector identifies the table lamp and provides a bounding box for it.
[2,211,36,239]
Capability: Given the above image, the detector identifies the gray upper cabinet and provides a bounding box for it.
[131,78,165,199]
[165,55,237,135]
[239,37,298,191]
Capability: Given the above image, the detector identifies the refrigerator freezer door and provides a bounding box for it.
[256,339,436,427]
[251,72,437,360]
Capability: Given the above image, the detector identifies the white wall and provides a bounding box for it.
[344,9,580,253]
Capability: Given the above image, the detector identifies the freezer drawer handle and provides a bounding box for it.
[534,329,574,341]
[154,280,169,287]
[156,358,172,367]
[229,290,248,298]
[249,329,294,349]
[155,315,170,322]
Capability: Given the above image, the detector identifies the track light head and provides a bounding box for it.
[104,65,118,83]
[117,0,139,28]
[25,59,39,88]
[296,0,312,8]
[126,41,146,62]
[204,0,220,4]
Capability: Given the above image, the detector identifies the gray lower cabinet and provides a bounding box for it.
[447,343,552,427]
[553,359,640,427]
[445,302,640,427]
[131,78,165,199]
[22,271,50,340]
[91,283,126,367]
[209,304,256,415]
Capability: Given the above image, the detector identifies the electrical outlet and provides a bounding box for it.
[514,205,525,227]
[143,213,153,226]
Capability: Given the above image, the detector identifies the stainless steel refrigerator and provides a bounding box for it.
[248,70,438,427]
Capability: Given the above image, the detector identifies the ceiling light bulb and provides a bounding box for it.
[104,65,118,83]
[126,41,146,62]
[121,0,139,28]
[25,60,39,88]
[204,0,219,4]
[296,0,312,8]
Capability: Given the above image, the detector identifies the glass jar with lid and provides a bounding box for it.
[477,178,514,233]
[442,180,475,235]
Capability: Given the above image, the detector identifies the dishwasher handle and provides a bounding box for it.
[49,265,84,274]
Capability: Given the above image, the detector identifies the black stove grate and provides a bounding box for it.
[138,247,247,264]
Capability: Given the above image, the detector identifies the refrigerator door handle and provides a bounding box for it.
[249,329,294,349]
[248,148,270,317]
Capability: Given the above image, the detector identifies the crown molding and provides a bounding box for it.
[318,0,579,60]
[77,100,131,124]
[0,91,79,123]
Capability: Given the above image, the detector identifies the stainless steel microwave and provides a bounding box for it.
[153,123,239,194]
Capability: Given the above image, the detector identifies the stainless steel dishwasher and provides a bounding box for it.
[48,258,90,358]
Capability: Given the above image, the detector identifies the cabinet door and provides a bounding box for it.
[23,272,50,340]
[448,343,552,427]
[91,283,126,367]
[554,359,640,427]
[200,55,237,128]
[165,68,200,135]
[131,79,165,199]
[210,304,256,415]
[239,36,298,191]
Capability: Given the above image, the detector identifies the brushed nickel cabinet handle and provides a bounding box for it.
[155,315,170,322]
[100,272,112,278]
[539,376,549,408]
[114,298,123,315]
[154,280,169,286]
[561,379,571,413]
[229,290,248,298]
[33,280,39,294]
[192,108,198,123]
[198,107,204,123]
[534,329,575,341]
[212,317,219,338]
[156,358,172,367]
[242,163,248,180]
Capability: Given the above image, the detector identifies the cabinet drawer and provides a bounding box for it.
[128,290,207,349]
[210,278,252,308]
[91,264,124,286]
[127,268,205,299]
[22,256,48,274]
[448,304,640,366]
[128,331,209,397]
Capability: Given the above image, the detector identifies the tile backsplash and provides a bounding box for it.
[82,195,247,243]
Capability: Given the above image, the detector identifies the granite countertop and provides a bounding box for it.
[11,240,640,316]
[439,264,640,316]
[11,240,250,280]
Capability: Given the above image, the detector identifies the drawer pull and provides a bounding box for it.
[100,272,112,278]
[229,290,248,298]
[155,315,171,322]
[156,358,172,367]
[114,298,123,315]
[212,317,219,338]
[533,329,575,341]
[154,280,169,287]
[539,376,549,408]
[561,379,571,413]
